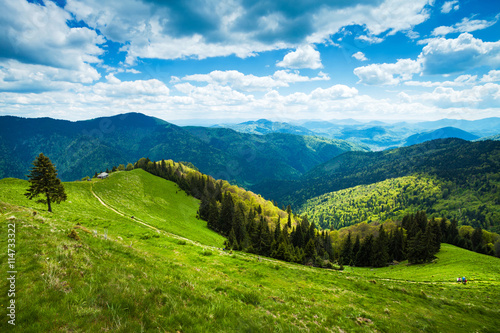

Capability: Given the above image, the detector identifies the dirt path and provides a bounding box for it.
[90,184,160,232]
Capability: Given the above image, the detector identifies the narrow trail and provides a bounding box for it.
[90,182,219,249]
[88,182,318,272]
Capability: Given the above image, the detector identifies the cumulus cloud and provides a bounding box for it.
[419,33,500,75]
[64,0,433,62]
[404,75,477,87]
[276,45,323,69]
[181,69,329,92]
[352,52,368,61]
[353,59,421,85]
[92,74,170,97]
[481,70,500,83]
[432,16,499,36]
[0,59,100,93]
[441,0,459,14]
[406,83,500,109]
[356,35,384,44]
[0,0,105,88]
[311,85,358,99]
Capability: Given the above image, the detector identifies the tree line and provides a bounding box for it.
[125,158,500,265]
[133,157,338,267]
[338,211,499,267]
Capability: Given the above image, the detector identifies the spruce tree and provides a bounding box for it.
[373,225,389,267]
[351,235,361,266]
[25,153,67,213]
[340,232,353,265]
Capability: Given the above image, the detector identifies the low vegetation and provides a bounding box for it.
[1,170,499,332]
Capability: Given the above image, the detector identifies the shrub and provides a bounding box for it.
[68,229,80,241]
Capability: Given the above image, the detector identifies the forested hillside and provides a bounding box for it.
[0,113,365,184]
[300,174,500,233]
[253,139,500,232]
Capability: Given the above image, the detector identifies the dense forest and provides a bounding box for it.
[109,159,500,267]
[337,211,500,267]
[300,174,500,233]
[254,139,500,232]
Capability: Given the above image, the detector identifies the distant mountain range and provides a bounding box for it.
[403,127,479,146]
[0,113,366,183]
[212,119,316,136]
[214,118,500,150]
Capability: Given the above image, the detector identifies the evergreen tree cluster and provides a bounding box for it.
[339,224,402,267]
[338,211,440,267]
[338,211,500,267]
[134,157,337,267]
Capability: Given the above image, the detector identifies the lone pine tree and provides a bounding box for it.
[25,153,67,212]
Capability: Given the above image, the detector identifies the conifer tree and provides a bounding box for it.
[352,235,361,266]
[373,225,389,267]
[340,232,353,265]
[219,192,235,235]
[25,153,67,213]
[356,234,374,267]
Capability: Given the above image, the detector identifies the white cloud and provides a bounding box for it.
[352,52,368,61]
[0,59,99,92]
[356,35,384,44]
[441,0,459,14]
[181,69,329,92]
[65,0,433,62]
[311,85,359,99]
[0,0,104,88]
[481,70,500,83]
[353,59,421,85]
[276,45,323,69]
[404,75,477,87]
[419,33,500,75]
[432,17,499,36]
[90,75,170,99]
[401,83,500,109]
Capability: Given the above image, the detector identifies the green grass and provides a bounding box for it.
[350,243,500,283]
[0,171,499,332]
[92,169,225,247]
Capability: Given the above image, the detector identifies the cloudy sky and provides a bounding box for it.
[1,0,499,123]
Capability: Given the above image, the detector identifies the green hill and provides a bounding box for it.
[254,139,500,232]
[300,174,500,233]
[0,169,224,247]
[1,172,499,332]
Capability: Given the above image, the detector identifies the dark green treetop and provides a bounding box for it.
[25,153,67,212]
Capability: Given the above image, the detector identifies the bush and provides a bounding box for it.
[201,250,213,256]
[68,229,80,241]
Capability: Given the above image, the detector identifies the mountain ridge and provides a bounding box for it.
[0,112,366,183]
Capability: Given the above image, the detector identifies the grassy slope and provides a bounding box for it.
[0,170,224,247]
[1,172,499,332]
[92,169,224,247]
[351,243,500,283]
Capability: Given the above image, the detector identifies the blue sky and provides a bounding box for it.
[0,0,499,123]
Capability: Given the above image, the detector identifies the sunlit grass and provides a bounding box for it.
[0,172,499,332]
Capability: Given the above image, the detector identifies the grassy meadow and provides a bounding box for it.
[0,170,499,332]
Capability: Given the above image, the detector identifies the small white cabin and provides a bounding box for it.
[97,172,109,179]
